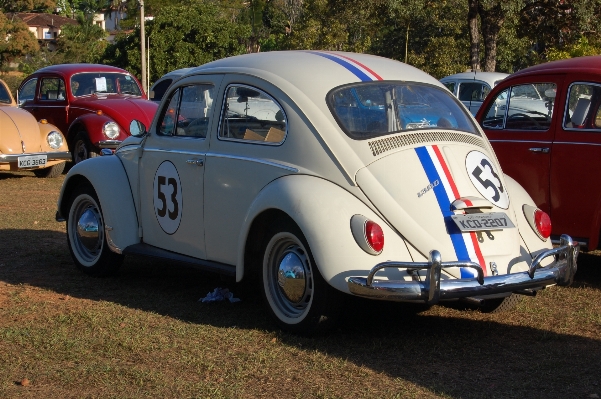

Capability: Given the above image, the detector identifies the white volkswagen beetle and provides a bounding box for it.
[56,51,577,334]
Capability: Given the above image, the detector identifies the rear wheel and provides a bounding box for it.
[479,294,521,313]
[72,131,98,164]
[33,162,65,178]
[66,184,123,276]
[261,221,344,335]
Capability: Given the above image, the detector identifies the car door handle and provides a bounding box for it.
[186,158,204,167]
[529,147,550,153]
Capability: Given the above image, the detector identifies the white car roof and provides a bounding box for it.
[440,71,509,86]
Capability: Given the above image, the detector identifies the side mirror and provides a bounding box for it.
[544,88,556,99]
[129,119,147,137]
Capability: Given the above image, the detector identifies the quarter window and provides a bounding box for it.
[482,83,556,131]
[0,83,11,104]
[564,83,601,130]
[18,79,38,104]
[219,85,287,144]
[40,77,66,101]
[156,84,215,138]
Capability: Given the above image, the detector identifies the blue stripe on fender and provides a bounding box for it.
[414,146,470,262]
[307,51,372,82]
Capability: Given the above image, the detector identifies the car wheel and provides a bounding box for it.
[72,132,98,164]
[66,184,123,276]
[261,221,344,334]
[479,293,521,313]
[33,162,65,178]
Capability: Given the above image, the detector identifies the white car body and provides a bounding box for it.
[56,51,577,334]
[441,71,509,115]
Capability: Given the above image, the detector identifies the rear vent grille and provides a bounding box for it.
[368,131,486,156]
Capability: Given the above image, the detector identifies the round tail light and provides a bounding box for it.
[365,221,384,253]
[534,209,552,239]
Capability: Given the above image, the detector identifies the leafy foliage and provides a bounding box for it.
[0,11,39,65]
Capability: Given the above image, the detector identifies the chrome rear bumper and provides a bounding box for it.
[347,234,578,305]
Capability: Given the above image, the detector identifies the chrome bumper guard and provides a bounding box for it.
[347,234,578,305]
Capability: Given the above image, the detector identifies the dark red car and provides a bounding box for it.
[18,64,158,164]
[476,56,601,249]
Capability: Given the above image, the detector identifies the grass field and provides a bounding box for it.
[0,170,600,398]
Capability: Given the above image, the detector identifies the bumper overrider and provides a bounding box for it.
[347,234,578,305]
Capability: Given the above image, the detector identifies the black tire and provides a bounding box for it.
[71,131,99,164]
[261,220,344,335]
[66,184,123,276]
[479,293,521,313]
[33,162,65,178]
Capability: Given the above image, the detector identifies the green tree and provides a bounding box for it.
[56,13,107,63]
[102,1,251,84]
[0,0,55,12]
[0,11,39,67]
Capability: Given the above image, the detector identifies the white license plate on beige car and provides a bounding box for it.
[451,212,515,232]
[18,155,47,168]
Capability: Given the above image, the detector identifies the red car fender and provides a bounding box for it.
[67,113,128,147]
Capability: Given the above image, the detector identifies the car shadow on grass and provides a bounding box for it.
[1,229,600,399]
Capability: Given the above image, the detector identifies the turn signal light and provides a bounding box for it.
[365,221,384,253]
[534,209,552,239]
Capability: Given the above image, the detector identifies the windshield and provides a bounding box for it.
[71,73,142,97]
[328,82,479,140]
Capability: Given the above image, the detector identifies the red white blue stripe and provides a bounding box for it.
[307,51,383,82]
[415,145,487,278]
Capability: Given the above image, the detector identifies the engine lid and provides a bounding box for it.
[356,142,519,277]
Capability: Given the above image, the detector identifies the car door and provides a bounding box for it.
[550,76,601,246]
[139,75,224,259]
[33,75,69,134]
[481,74,563,214]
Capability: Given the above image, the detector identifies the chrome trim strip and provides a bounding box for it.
[206,152,299,172]
[0,151,71,162]
[143,148,206,156]
[553,141,601,146]
[347,234,577,304]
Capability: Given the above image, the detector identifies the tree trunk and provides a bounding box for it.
[479,3,504,72]
[468,0,480,71]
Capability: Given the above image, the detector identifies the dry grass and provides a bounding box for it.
[0,170,600,398]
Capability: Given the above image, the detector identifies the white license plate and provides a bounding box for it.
[18,155,47,168]
[451,212,515,232]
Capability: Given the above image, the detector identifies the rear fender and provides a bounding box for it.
[57,155,139,253]
[236,175,413,293]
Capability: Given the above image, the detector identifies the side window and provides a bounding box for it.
[156,84,214,138]
[150,79,172,101]
[459,82,487,102]
[18,78,38,104]
[442,81,455,93]
[482,88,509,129]
[219,85,287,144]
[505,83,556,130]
[0,83,12,104]
[564,83,601,130]
[40,77,66,101]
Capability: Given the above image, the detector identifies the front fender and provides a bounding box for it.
[236,175,414,293]
[57,155,139,253]
[68,113,127,145]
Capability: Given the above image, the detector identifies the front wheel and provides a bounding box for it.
[66,184,123,276]
[33,162,65,178]
[261,222,344,334]
[72,131,98,164]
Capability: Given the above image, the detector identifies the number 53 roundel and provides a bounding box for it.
[465,151,509,209]
[153,161,183,234]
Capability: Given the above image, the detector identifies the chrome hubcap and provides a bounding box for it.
[277,250,307,303]
[75,140,87,163]
[77,208,100,252]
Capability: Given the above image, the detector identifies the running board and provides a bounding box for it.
[123,243,236,276]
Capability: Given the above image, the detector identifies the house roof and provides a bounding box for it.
[9,13,78,29]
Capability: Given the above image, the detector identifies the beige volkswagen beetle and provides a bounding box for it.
[0,79,70,177]
[56,52,577,334]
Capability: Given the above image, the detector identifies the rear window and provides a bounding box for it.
[327,82,479,140]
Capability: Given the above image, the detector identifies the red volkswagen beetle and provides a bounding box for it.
[476,56,601,249]
[18,64,158,164]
